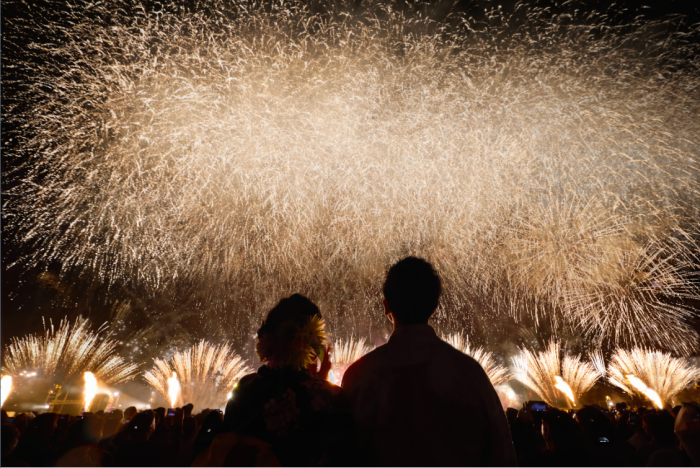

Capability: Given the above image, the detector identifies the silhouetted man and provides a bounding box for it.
[342,256,517,466]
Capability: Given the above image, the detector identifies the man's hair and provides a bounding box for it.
[383,256,441,324]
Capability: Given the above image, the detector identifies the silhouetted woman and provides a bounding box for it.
[215,294,357,466]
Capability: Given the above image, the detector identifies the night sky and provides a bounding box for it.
[3,0,700,361]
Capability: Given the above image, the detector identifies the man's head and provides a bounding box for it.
[383,256,441,325]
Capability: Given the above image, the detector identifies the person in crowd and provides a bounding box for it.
[626,408,650,452]
[671,405,682,418]
[175,416,198,466]
[192,409,225,463]
[221,293,357,466]
[523,408,588,466]
[11,412,60,466]
[342,256,517,466]
[509,403,547,464]
[575,406,633,466]
[112,409,168,467]
[505,407,518,426]
[55,415,111,466]
[1,423,27,467]
[636,411,681,466]
[674,402,700,466]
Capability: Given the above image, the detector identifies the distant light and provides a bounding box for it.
[227,392,232,400]
[114,392,120,396]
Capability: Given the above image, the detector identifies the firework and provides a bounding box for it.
[554,376,575,405]
[3,0,700,351]
[144,340,250,410]
[167,372,180,408]
[512,340,601,408]
[626,375,663,409]
[443,334,511,387]
[83,371,97,412]
[332,337,371,384]
[1,376,12,408]
[495,384,521,410]
[605,348,700,408]
[1,316,139,385]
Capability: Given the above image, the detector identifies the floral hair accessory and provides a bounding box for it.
[256,315,328,370]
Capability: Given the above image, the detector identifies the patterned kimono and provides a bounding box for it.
[223,365,358,466]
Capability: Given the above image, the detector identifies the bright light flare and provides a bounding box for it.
[1,376,13,408]
[626,375,663,409]
[554,376,575,404]
[83,372,97,412]
[167,372,180,408]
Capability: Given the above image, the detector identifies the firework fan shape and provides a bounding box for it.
[603,348,700,407]
[502,200,700,351]
[144,340,250,409]
[512,339,601,408]
[3,0,700,351]
[1,316,139,385]
[332,336,372,384]
[442,334,510,387]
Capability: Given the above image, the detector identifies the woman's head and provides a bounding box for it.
[256,294,327,370]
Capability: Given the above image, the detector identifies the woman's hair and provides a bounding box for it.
[256,294,327,370]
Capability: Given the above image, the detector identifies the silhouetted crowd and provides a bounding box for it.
[508,402,698,467]
[2,401,699,466]
[2,257,699,466]
[2,405,223,466]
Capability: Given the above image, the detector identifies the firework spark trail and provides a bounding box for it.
[144,340,250,410]
[3,0,700,351]
[443,333,511,386]
[1,376,12,408]
[512,339,601,408]
[83,371,97,412]
[626,374,663,409]
[561,354,601,405]
[605,348,700,407]
[554,376,575,404]
[167,372,180,408]
[1,316,139,385]
[332,337,371,384]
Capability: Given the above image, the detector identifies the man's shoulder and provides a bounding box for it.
[435,339,495,383]
[341,343,386,387]
[437,339,484,367]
